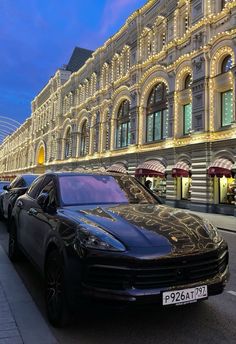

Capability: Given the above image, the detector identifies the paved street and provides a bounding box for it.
[0,219,236,344]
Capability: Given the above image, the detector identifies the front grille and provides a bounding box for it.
[85,249,228,290]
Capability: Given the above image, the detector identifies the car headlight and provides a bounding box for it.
[76,225,126,252]
[203,219,223,244]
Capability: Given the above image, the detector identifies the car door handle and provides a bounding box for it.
[28,208,38,216]
[17,200,23,208]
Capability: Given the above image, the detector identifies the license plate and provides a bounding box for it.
[162,285,208,306]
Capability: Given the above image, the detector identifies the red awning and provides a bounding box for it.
[135,160,165,178]
[172,161,190,178]
[208,158,233,178]
[106,163,128,174]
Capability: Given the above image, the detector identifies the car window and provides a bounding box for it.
[38,178,57,208]
[59,174,157,206]
[9,177,20,189]
[27,176,45,199]
[15,178,27,188]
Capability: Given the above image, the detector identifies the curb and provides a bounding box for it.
[0,245,58,344]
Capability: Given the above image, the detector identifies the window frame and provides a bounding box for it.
[183,103,192,135]
[116,100,131,148]
[146,83,168,143]
[221,89,233,127]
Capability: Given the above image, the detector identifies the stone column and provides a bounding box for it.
[191,54,206,132]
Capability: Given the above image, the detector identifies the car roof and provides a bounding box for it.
[43,171,129,177]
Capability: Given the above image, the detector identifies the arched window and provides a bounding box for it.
[93,112,100,153]
[184,74,192,89]
[80,121,89,156]
[183,74,192,135]
[221,55,233,127]
[221,55,233,73]
[221,0,227,10]
[64,128,72,159]
[116,100,131,148]
[146,83,168,142]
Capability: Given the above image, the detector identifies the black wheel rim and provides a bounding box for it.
[45,260,63,321]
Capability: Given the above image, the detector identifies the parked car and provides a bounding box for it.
[0,180,10,193]
[0,174,39,223]
[9,172,229,327]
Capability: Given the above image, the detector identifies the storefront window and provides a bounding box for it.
[144,176,166,198]
[219,176,236,204]
[181,177,192,200]
[146,83,168,142]
[183,103,192,135]
[221,90,233,127]
[116,100,131,148]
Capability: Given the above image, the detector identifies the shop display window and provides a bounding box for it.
[181,177,192,200]
[219,176,236,205]
[143,177,166,198]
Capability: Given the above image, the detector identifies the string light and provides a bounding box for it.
[1,0,236,174]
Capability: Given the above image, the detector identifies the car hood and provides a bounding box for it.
[62,204,216,254]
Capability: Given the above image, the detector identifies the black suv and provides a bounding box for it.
[0,174,39,223]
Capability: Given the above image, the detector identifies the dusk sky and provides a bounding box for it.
[0,0,147,126]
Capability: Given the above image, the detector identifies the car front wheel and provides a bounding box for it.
[44,250,70,327]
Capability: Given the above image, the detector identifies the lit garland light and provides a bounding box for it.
[1,0,236,173]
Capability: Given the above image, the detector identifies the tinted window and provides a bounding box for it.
[39,179,57,207]
[9,177,20,189]
[59,174,157,206]
[27,176,45,199]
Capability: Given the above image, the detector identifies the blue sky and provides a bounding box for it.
[0,0,146,124]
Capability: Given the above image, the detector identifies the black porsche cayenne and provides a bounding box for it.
[8,172,229,327]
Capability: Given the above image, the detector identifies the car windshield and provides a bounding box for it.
[59,174,158,206]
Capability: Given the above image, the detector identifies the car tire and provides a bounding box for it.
[44,250,70,328]
[8,220,22,262]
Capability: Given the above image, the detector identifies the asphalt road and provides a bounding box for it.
[0,221,236,344]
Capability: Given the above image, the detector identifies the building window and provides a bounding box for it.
[221,0,227,10]
[183,103,192,135]
[221,90,233,127]
[64,128,72,159]
[146,83,168,142]
[184,74,192,89]
[116,100,131,148]
[80,121,89,156]
[222,55,233,73]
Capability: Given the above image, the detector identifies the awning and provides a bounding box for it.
[172,161,190,178]
[135,160,165,178]
[106,163,128,174]
[208,158,233,178]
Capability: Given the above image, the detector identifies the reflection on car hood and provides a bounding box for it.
[63,204,216,254]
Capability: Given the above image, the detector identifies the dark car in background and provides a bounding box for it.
[0,180,10,193]
[0,174,39,223]
[9,172,229,327]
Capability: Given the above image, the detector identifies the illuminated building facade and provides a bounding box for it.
[1,0,236,215]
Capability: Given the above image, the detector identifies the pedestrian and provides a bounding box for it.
[145,180,152,189]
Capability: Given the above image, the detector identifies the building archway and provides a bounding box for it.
[35,144,46,174]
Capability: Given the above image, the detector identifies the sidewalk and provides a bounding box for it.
[0,245,57,344]
[187,210,236,232]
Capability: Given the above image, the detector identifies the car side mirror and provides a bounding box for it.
[3,185,10,191]
[37,192,49,209]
